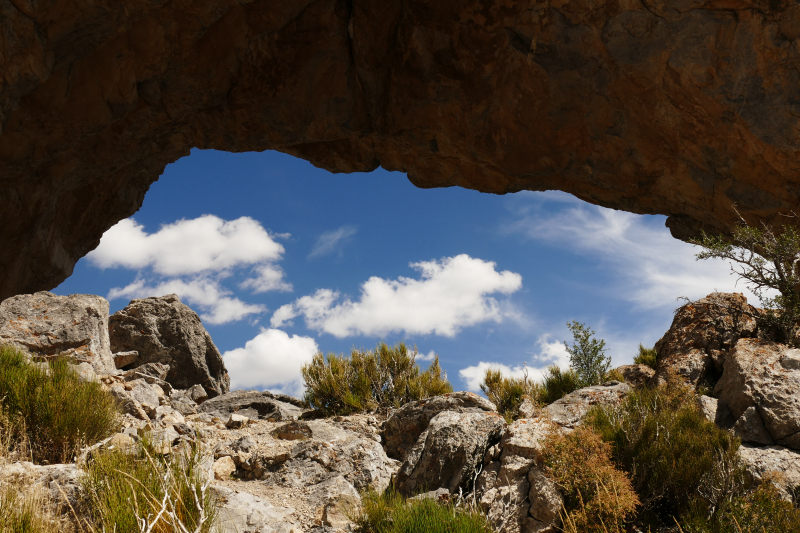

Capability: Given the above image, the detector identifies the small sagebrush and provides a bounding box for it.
[480,367,538,422]
[302,342,453,416]
[0,345,120,464]
[81,437,218,533]
[542,426,639,532]
[354,490,493,533]
[633,344,658,369]
[539,365,581,405]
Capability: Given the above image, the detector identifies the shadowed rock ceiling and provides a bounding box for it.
[2,0,800,300]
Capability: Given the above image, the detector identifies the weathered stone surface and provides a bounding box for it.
[0,292,116,374]
[113,350,139,368]
[7,1,800,301]
[109,294,229,396]
[215,486,298,533]
[732,406,774,446]
[715,339,800,449]
[697,395,719,423]
[654,293,759,388]
[542,381,630,430]
[616,364,655,388]
[199,390,305,422]
[226,413,249,429]
[213,456,237,481]
[395,410,505,497]
[739,444,800,502]
[273,421,313,441]
[383,391,497,461]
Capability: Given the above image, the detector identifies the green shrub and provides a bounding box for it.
[539,365,581,405]
[0,345,120,464]
[479,368,538,422]
[679,476,800,533]
[586,379,744,527]
[542,426,639,533]
[564,321,611,387]
[302,342,453,416]
[633,344,658,369]
[354,490,493,533]
[82,436,218,533]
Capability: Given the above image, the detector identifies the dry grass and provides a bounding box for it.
[0,482,66,533]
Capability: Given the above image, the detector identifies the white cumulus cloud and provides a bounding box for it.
[271,254,523,337]
[459,336,569,392]
[309,225,357,259]
[223,328,319,397]
[108,278,265,325]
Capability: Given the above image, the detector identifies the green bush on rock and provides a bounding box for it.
[301,342,453,416]
[0,345,120,464]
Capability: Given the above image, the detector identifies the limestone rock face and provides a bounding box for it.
[0,292,116,374]
[109,294,229,397]
[715,338,800,449]
[382,391,497,461]
[199,390,306,422]
[738,444,800,502]
[615,364,655,388]
[394,410,505,497]
[5,1,800,300]
[542,381,630,429]
[654,293,759,388]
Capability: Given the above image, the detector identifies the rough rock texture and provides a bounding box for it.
[0,291,116,374]
[615,364,655,388]
[542,381,630,429]
[214,486,297,533]
[6,1,800,299]
[739,444,800,501]
[382,391,497,461]
[715,338,800,449]
[109,294,229,396]
[199,390,306,422]
[654,293,759,388]
[395,410,505,497]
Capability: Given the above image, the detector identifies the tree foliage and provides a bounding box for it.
[693,217,800,345]
[563,321,611,387]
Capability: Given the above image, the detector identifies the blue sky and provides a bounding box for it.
[55,149,754,396]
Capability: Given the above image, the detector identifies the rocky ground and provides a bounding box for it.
[1,291,800,533]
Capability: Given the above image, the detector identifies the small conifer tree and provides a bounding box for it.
[563,321,611,387]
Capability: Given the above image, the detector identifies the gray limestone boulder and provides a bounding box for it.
[0,292,116,374]
[615,364,655,388]
[715,339,800,449]
[214,486,298,533]
[109,294,229,397]
[395,410,505,497]
[542,381,630,430]
[199,390,305,422]
[382,391,497,461]
[653,292,759,389]
[739,444,800,501]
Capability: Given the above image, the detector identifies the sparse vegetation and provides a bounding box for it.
[301,342,453,416]
[0,483,62,533]
[0,345,120,464]
[354,490,493,533]
[633,344,658,369]
[479,367,537,423]
[586,377,745,528]
[564,321,611,387]
[81,436,218,533]
[693,216,800,345]
[538,365,581,405]
[542,426,639,533]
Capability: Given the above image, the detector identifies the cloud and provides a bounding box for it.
[271,254,523,337]
[459,336,569,392]
[108,278,265,325]
[223,328,319,397]
[507,200,767,308]
[239,264,292,293]
[416,350,438,362]
[308,225,357,259]
[88,216,290,288]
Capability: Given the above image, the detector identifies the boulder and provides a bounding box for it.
[395,410,505,497]
[739,444,800,502]
[715,339,800,449]
[109,294,229,396]
[214,486,298,533]
[615,364,655,388]
[653,293,759,388]
[273,421,313,441]
[542,381,630,430]
[199,390,305,422]
[696,395,719,423]
[382,391,497,461]
[0,292,116,374]
[112,351,139,368]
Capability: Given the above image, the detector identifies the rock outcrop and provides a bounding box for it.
[541,381,630,429]
[109,294,229,397]
[199,390,306,422]
[0,292,116,374]
[654,293,759,389]
[5,1,800,299]
[715,339,800,449]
